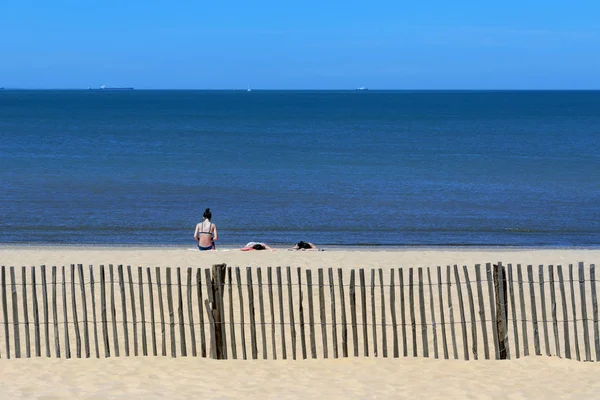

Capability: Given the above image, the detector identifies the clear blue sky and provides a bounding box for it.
[1,0,599,89]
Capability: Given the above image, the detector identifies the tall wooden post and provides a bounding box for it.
[210,264,227,359]
[494,264,509,359]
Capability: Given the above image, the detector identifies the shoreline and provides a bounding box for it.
[2,243,599,251]
[1,245,598,270]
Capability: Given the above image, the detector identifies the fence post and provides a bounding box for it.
[494,263,509,359]
[211,264,227,359]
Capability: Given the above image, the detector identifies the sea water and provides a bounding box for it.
[0,90,598,246]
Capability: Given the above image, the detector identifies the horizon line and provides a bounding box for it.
[2,88,600,91]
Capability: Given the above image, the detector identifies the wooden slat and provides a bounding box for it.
[447,266,458,359]
[426,268,437,359]
[257,268,267,359]
[349,269,358,357]
[32,267,41,357]
[474,264,489,359]
[370,269,377,357]
[409,268,417,357]
[538,265,550,356]
[400,268,408,357]
[306,269,317,358]
[22,267,30,358]
[337,268,347,358]
[99,266,109,357]
[195,269,206,358]
[41,265,50,357]
[358,269,368,356]
[436,267,448,359]
[148,268,158,357]
[390,269,399,358]
[117,265,129,356]
[287,267,297,360]
[569,264,581,361]
[276,267,287,359]
[517,265,529,357]
[462,265,477,360]
[236,267,246,359]
[61,266,70,359]
[486,264,499,359]
[215,265,227,359]
[379,268,387,358]
[110,265,121,356]
[70,265,81,358]
[298,268,307,359]
[549,265,560,358]
[52,266,60,358]
[78,265,90,358]
[10,267,21,358]
[139,267,148,356]
[318,268,328,358]
[328,268,338,359]
[418,268,429,358]
[579,262,591,361]
[590,264,600,361]
[128,266,139,357]
[176,268,186,357]
[556,265,571,359]
[186,268,195,357]
[204,269,216,359]
[166,268,176,357]
[527,265,540,356]
[497,263,510,359]
[507,264,519,358]
[1,266,7,359]
[227,267,237,359]
[89,266,100,358]
[267,267,276,359]
[247,267,258,359]
[452,265,467,360]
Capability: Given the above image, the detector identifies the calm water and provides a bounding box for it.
[0,90,599,246]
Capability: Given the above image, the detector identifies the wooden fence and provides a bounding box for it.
[0,262,597,361]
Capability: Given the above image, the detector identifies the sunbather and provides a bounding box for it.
[240,242,274,251]
[289,241,318,250]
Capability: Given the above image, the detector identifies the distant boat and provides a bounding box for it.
[89,85,134,91]
[247,85,252,92]
[356,86,368,91]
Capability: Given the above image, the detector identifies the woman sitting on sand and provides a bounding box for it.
[289,241,318,250]
[194,208,218,251]
[240,242,274,251]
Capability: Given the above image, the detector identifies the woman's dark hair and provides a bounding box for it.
[203,208,212,220]
[297,241,311,249]
[252,244,266,250]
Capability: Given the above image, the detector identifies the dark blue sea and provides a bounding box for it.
[0,90,598,247]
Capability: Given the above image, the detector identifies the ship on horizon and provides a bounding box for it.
[89,85,134,91]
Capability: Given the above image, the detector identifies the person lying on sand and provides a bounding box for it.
[240,242,275,251]
[289,241,318,251]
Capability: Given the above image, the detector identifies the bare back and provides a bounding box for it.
[194,219,217,248]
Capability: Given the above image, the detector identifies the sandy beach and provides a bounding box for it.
[0,245,599,399]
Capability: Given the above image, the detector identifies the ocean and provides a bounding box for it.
[0,90,598,247]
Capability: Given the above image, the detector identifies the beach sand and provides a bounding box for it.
[1,356,600,399]
[0,246,599,399]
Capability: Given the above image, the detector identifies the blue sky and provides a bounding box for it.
[1,0,599,89]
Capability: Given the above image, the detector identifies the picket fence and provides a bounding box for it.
[0,262,597,361]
